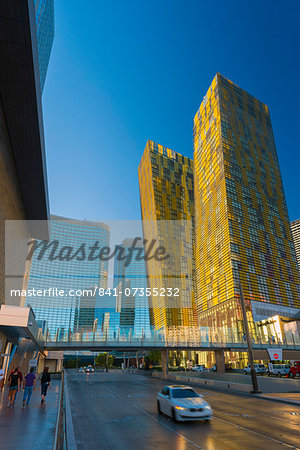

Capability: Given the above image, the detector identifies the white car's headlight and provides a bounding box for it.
[204,405,211,409]
[175,405,187,411]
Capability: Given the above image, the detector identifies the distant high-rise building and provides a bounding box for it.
[34,0,54,91]
[193,74,300,338]
[138,140,196,331]
[74,292,120,339]
[26,215,110,339]
[113,238,151,337]
[291,219,300,273]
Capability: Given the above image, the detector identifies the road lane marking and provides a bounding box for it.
[90,393,117,399]
[105,416,133,424]
[127,393,151,398]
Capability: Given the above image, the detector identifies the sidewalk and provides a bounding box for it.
[258,392,300,407]
[0,380,60,450]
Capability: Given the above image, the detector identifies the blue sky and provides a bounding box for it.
[42,0,300,222]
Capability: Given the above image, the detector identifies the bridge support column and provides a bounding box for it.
[161,349,169,378]
[214,349,225,373]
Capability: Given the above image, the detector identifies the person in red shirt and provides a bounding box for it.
[7,368,21,407]
[9,367,23,383]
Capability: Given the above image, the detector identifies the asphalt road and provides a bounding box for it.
[66,370,300,450]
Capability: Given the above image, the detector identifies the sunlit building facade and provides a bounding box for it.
[26,215,110,339]
[291,219,300,273]
[138,140,196,331]
[193,73,300,342]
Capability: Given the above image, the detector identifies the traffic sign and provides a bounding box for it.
[267,348,282,361]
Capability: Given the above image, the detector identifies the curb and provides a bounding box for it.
[256,395,300,407]
[64,372,77,450]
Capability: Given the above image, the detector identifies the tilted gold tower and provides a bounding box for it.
[138,140,196,332]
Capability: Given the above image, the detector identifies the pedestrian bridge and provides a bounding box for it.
[44,328,300,352]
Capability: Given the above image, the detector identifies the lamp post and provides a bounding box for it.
[239,282,261,394]
[93,318,98,342]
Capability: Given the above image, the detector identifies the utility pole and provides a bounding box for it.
[239,282,261,394]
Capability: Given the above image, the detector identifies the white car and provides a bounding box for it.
[157,385,213,422]
[268,364,290,377]
[244,364,266,374]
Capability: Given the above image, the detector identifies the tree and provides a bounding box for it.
[148,350,161,365]
[95,353,113,367]
[175,351,183,367]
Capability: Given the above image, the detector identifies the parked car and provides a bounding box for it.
[78,367,85,373]
[244,364,266,374]
[85,365,95,373]
[192,365,206,372]
[267,364,290,377]
[157,385,213,422]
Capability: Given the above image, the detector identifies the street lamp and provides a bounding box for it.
[239,282,261,394]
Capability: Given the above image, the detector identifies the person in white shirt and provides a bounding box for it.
[0,367,4,390]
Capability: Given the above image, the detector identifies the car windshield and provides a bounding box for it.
[172,389,198,398]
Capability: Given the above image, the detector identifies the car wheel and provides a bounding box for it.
[204,419,211,423]
[172,408,178,422]
[157,401,162,414]
[244,371,247,375]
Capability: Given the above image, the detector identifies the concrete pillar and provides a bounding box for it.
[161,348,169,378]
[105,352,109,372]
[214,350,225,374]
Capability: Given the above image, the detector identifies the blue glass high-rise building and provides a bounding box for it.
[113,238,151,337]
[26,215,110,339]
[34,0,54,91]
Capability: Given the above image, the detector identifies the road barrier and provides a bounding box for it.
[53,371,66,450]
[151,372,254,394]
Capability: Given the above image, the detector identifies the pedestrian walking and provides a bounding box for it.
[0,367,4,391]
[22,367,36,407]
[40,367,51,404]
[7,367,21,407]
[9,366,23,384]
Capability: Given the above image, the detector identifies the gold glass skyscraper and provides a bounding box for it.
[138,140,196,331]
[193,74,300,338]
